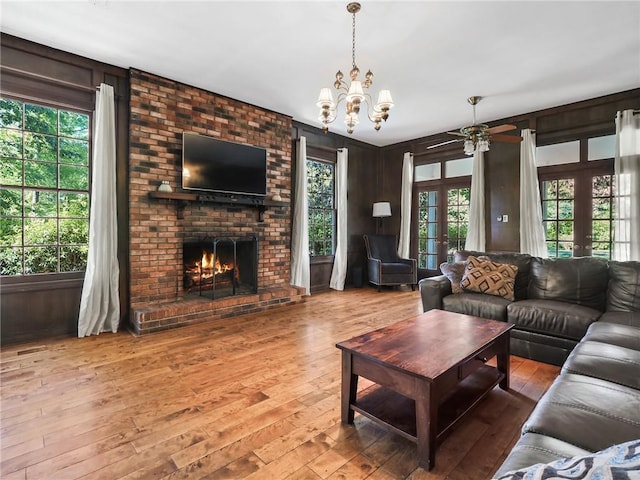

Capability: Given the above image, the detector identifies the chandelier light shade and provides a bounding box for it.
[317,2,394,134]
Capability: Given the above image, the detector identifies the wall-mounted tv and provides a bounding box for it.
[182,132,267,196]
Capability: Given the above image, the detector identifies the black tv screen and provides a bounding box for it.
[182,132,267,196]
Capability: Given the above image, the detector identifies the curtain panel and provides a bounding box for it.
[613,110,640,261]
[465,150,485,251]
[290,137,311,295]
[78,83,120,337]
[330,148,348,290]
[398,152,413,258]
[520,129,548,257]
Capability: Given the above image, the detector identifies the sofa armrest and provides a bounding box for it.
[367,257,382,284]
[419,275,452,312]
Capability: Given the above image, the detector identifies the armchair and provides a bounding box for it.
[363,234,417,291]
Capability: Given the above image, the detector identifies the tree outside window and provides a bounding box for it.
[0,97,90,275]
[307,159,335,256]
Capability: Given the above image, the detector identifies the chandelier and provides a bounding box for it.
[316,2,394,134]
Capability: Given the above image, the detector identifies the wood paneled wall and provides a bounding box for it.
[379,89,640,254]
[292,123,380,292]
[0,34,129,345]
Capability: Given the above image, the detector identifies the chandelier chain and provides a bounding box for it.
[352,9,357,70]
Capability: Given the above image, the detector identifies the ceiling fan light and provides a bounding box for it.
[464,139,475,155]
[478,138,490,152]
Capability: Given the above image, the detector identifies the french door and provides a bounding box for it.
[540,168,615,259]
[415,183,470,277]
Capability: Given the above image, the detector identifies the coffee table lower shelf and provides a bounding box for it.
[351,364,503,444]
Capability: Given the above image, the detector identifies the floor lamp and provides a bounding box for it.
[372,201,392,234]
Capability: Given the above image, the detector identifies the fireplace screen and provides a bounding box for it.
[183,236,258,299]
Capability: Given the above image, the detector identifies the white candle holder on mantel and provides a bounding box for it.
[157,181,172,193]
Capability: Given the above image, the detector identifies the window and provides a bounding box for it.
[0,97,90,275]
[307,158,335,256]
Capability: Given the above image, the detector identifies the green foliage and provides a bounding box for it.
[0,97,90,276]
[0,98,23,128]
[307,159,335,256]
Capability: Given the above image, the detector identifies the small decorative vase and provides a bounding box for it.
[158,181,172,193]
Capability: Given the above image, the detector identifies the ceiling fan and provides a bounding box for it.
[426,96,523,155]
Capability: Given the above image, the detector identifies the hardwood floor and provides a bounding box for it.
[1,288,560,480]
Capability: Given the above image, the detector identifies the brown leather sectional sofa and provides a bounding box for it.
[419,250,640,366]
[418,252,640,477]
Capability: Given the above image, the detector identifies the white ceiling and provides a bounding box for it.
[1,1,639,147]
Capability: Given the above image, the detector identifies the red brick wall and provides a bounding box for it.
[128,69,292,308]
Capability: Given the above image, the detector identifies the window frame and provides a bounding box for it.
[306,153,336,261]
[1,95,93,278]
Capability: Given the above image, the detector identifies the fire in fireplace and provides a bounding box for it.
[183,236,258,299]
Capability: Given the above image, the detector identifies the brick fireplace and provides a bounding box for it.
[127,69,303,334]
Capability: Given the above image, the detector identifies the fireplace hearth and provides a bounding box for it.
[183,236,258,300]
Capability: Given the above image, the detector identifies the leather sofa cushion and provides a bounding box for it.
[455,250,531,300]
[599,311,640,328]
[493,432,591,478]
[607,260,640,312]
[562,340,640,389]
[584,321,640,351]
[522,373,640,452]
[380,262,413,274]
[527,257,608,311]
[507,299,600,340]
[510,329,578,366]
[442,292,510,322]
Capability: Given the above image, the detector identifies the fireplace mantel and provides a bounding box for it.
[148,190,287,221]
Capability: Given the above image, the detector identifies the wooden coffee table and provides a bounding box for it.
[336,309,513,470]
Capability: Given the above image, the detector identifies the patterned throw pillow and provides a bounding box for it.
[494,438,640,479]
[460,255,518,301]
[440,261,466,293]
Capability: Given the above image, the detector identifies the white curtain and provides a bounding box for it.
[613,110,640,261]
[398,152,413,258]
[519,129,548,257]
[290,136,310,295]
[330,148,348,290]
[78,83,120,337]
[464,149,485,251]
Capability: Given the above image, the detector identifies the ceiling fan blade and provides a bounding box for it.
[487,124,517,134]
[426,139,461,149]
[446,131,466,137]
[490,134,523,143]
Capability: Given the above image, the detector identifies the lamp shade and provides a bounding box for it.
[372,201,392,218]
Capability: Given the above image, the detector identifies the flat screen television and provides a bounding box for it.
[182,132,267,196]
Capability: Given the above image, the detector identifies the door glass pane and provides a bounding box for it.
[590,174,614,259]
[417,190,438,269]
[446,187,469,257]
[542,179,575,258]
